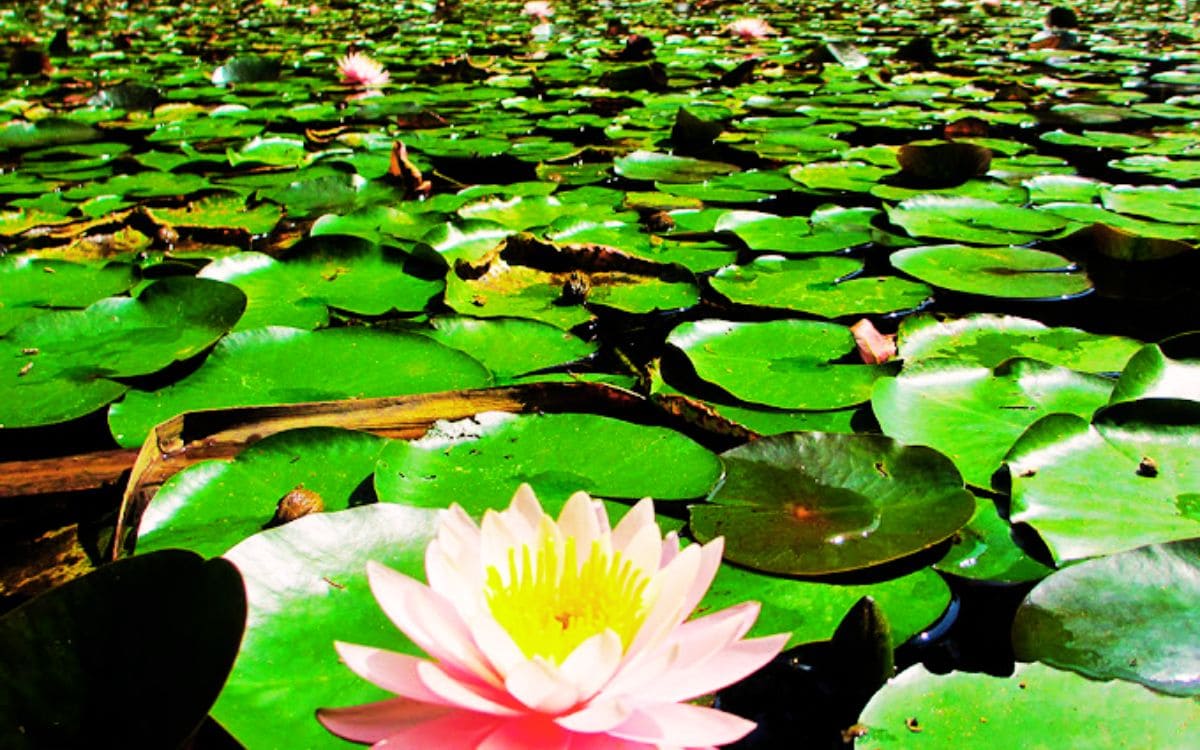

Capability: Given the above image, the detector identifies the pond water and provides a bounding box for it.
[1,0,1199,748]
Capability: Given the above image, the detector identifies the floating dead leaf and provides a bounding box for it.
[387,140,432,199]
[897,141,992,187]
[265,485,325,528]
[851,318,897,364]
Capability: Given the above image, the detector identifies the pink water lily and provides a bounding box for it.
[727,18,777,40]
[337,51,389,87]
[522,1,554,22]
[318,485,788,749]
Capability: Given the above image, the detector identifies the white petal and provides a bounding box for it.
[555,696,633,733]
[622,522,664,580]
[504,658,581,714]
[556,491,603,557]
[611,498,655,551]
[679,537,725,620]
[416,660,522,716]
[466,608,528,677]
[626,543,702,657]
[333,642,445,704]
[640,634,789,703]
[557,630,623,700]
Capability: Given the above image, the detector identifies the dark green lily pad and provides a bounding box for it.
[1006,400,1200,563]
[873,358,1113,489]
[1012,539,1200,697]
[375,411,723,512]
[136,427,390,559]
[890,244,1092,300]
[897,314,1143,372]
[856,662,1200,749]
[691,432,974,575]
[0,550,245,750]
[108,327,492,448]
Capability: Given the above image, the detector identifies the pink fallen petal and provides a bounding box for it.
[851,318,898,364]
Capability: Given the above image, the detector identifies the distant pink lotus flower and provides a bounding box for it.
[318,485,787,749]
[727,18,777,40]
[337,51,389,87]
[523,0,554,22]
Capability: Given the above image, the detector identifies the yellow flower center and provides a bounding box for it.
[484,530,651,664]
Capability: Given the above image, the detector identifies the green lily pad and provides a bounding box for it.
[710,255,931,318]
[713,211,812,252]
[216,505,438,750]
[691,431,974,575]
[890,244,1092,300]
[108,327,493,448]
[897,314,1143,372]
[1,277,245,429]
[418,316,597,382]
[414,219,511,269]
[613,150,739,183]
[198,237,442,331]
[1012,539,1200,697]
[1100,185,1200,226]
[375,411,723,512]
[873,358,1113,489]
[1006,400,1200,563]
[933,495,1053,584]
[0,257,137,334]
[144,192,282,236]
[789,161,897,193]
[0,118,97,150]
[0,550,245,749]
[666,318,891,410]
[856,662,1200,749]
[136,427,390,559]
[1111,339,1200,404]
[886,197,1070,245]
[703,563,951,648]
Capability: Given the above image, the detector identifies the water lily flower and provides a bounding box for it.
[523,0,554,22]
[318,485,788,749]
[337,51,389,87]
[727,18,777,40]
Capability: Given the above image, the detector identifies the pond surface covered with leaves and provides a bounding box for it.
[1,0,1199,747]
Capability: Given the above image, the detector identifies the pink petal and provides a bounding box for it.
[851,318,897,364]
[370,708,504,749]
[636,634,789,704]
[555,696,634,733]
[416,660,523,716]
[332,642,447,705]
[679,538,724,618]
[659,530,681,566]
[566,733,659,750]
[626,543,702,657]
[366,561,500,686]
[622,521,665,579]
[317,697,452,743]
[610,702,757,746]
[504,658,581,714]
[479,716,571,750]
[466,608,528,676]
[611,498,654,551]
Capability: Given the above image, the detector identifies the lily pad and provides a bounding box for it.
[0,550,245,749]
[613,150,739,183]
[375,411,723,512]
[886,197,1070,245]
[890,244,1092,300]
[1012,539,1200,697]
[108,327,492,448]
[0,257,137,334]
[418,316,597,382]
[691,432,974,575]
[666,318,891,410]
[144,192,282,236]
[873,358,1114,489]
[1111,339,1200,404]
[1006,400,1200,563]
[1,277,245,429]
[856,662,1200,749]
[897,314,1143,372]
[933,495,1053,584]
[136,427,390,558]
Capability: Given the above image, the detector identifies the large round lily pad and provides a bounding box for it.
[0,257,137,335]
[690,432,974,575]
[417,316,597,382]
[666,319,891,410]
[855,662,1200,749]
[1110,338,1200,405]
[1012,539,1200,697]
[375,411,723,513]
[0,550,246,749]
[872,358,1114,488]
[108,327,493,448]
[1005,399,1200,564]
[885,197,1070,245]
[890,244,1092,300]
[216,505,438,750]
[613,150,738,183]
